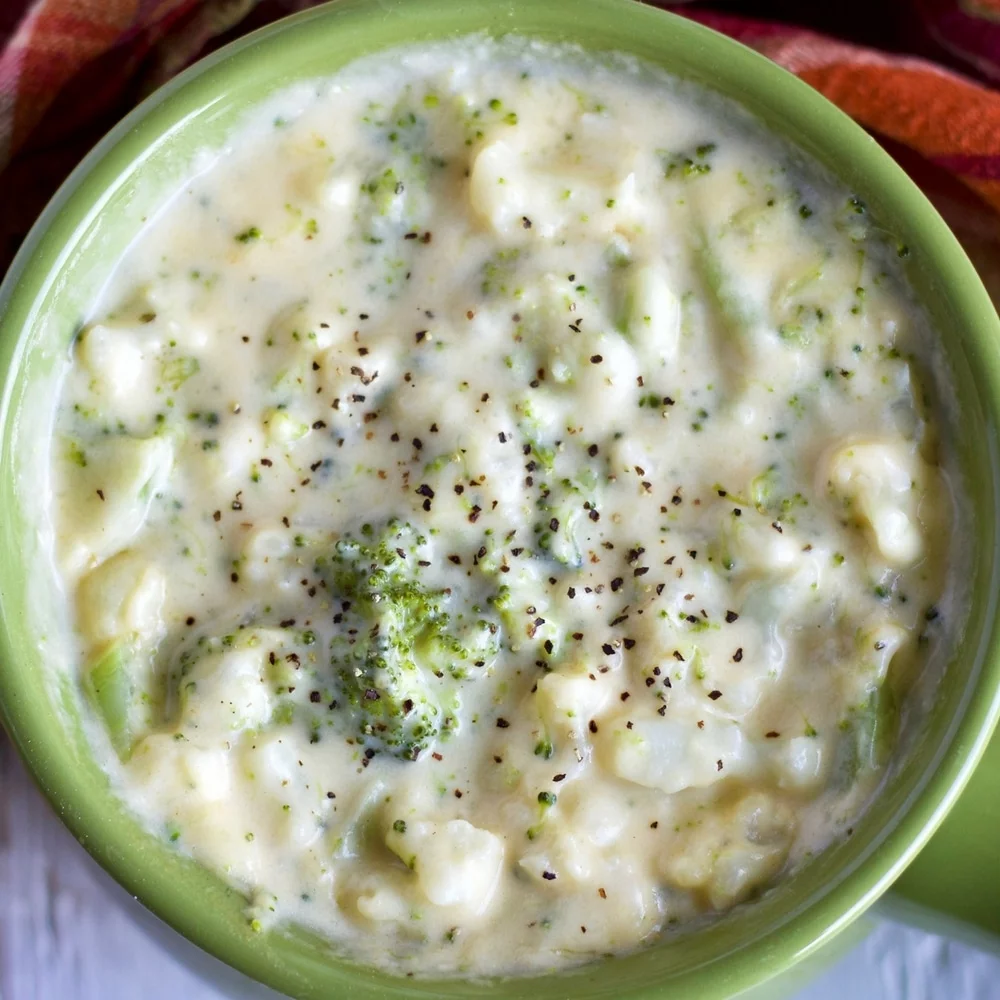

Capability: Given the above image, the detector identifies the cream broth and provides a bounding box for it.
[48,37,962,976]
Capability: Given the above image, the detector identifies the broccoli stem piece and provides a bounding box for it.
[84,640,143,760]
[836,684,899,785]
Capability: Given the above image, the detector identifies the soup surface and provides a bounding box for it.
[47,37,963,975]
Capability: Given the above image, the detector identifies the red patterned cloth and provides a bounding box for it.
[1,0,1000,283]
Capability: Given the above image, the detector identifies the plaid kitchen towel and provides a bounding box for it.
[1,0,1000,281]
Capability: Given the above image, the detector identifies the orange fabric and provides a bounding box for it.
[2,1,1000,271]
[692,14,1000,214]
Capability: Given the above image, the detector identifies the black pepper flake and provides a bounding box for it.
[498,431,508,443]
[733,648,744,662]
[708,690,722,701]
[602,643,615,656]
[725,610,739,623]
[590,354,603,364]
[448,554,461,565]
[522,216,532,228]
[611,577,623,592]
[416,483,435,498]
[422,499,431,512]
[230,572,240,583]
[549,517,560,532]
[496,717,510,728]
[589,509,600,522]
[589,719,598,733]
[671,495,682,505]
[415,330,427,343]
[542,871,557,881]
[185,616,195,626]
[390,432,400,442]
[634,567,649,577]
[673,650,685,662]
[716,759,724,771]
[280,618,296,628]
[412,437,423,450]
[567,587,576,598]
[766,730,780,738]
[213,510,221,522]
[310,691,321,703]
[363,688,380,701]
[623,638,636,650]
[733,508,742,517]
[552,773,566,782]
[645,677,655,687]
[620,691,630,702]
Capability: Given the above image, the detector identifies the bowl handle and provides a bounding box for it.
[883,729,1000,951]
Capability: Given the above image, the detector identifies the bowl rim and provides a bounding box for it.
[1,1,1000,997]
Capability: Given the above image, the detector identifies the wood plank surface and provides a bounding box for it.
[2,735,998,1000]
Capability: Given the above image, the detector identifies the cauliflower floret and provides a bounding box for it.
[77,550,165,647]
[535,666,613,739]
[825,439,928,566]
[177,645,272,739]
[599,714,755,794]
[265,301,345,352]
[385,818,503,914]
[469,140,527,236]
[61,433,174,574]
[355,885,411,923]
[131,733,233,803]
[262,408,311,447]
[469,134,639,241]
[766,735,828,791]
[76,324,156,421]
[240,523,295,584]
[622,261,680,365]
[660,793,792,909]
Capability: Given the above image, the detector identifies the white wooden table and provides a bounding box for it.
[3,736,998,1000]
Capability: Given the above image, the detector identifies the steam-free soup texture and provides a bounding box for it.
[49,37,961,976]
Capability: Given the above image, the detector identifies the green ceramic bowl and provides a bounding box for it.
[1,1,999,997]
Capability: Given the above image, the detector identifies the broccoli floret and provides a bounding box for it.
[322,520,501,760]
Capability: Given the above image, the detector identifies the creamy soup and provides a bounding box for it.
[47,36,963,976]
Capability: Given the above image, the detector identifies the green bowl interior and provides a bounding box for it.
[2,2,1000,998]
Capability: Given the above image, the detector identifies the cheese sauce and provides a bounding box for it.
[48,37,964,976]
